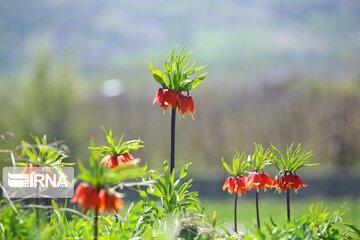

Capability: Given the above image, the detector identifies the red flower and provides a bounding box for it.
[99,189,123,212]
[272,172,307,193]
[21,163,46,184]
[222,176,248,195]
[71,183,124,212]
[222,176,235,194]
[187,96,195,114]
[71,183,101,211]
[153,88,178,110]
[292,174,308,192]
[234,176,247,195]
[101,155,118,168]
[163,89,178,108]
[153,88,196,115]
[153,88,171,110]
[21,163,40,174]
[178,95,195,115]
[101,153,136,168]
[153,88,164,106]
[246,172,272,192]
[118,152,135,163]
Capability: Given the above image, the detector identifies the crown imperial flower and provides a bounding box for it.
[101,152,136,168]
[272,172,308,193]
[98,189,124,212]
[153,88,196,116]
[178,94,195,115]
[71,182,123,212]
[222,175,248,195]
[246,172,272,192]
[71,183,101,211]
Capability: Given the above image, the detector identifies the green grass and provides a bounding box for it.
[203,197,360,229]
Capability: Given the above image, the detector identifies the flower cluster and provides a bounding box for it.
[153,88,195,115]
[90,128,143,169]
[246,172,272,192]
[222,172,309,195]
[272,172,307,193]
[71,182,123,212]
[21,163,40,174]
[222,176,247,195]
[222,172,274,195]
[101,152,136,168]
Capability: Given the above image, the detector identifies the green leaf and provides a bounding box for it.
[190,72,208,89]
[108,165,147,183]
[163,160,169,172]
[221,158,232,174]
[303,163,319,167]
[150,46,207,92]
[343,223,360,236]
[149,64,164,85]
[179,162,191,179]
[139,190,149,200]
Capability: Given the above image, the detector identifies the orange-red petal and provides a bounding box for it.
[99,189,123,212]
[187,96,195,114]
[234,176,247,195]
[178,95,190,114]
[246,172,261,190]
[153,88,164,105]
[72,183,101,211]
[222,176,235,194]
[164,89,178,108]
[101,155,119,168]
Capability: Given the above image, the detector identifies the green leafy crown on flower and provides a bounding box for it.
[18,134,72,167]
[221,150,250,177]
[78,143,146,189]
[89,127,144,157]
[270,143,317,173]
[248,143,272,172]
[149,45,208,92]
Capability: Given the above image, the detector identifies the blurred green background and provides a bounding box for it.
[1,0,360,197]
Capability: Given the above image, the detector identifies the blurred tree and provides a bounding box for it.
[12,45,75,147]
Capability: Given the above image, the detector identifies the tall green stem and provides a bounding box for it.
[234,194,238,233]
[35,187,39,229]
[256,191,261,229]
[286,189,291,222]
[170,107,176,173]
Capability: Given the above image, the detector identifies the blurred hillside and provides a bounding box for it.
[1,0,360,177]
[1,0,360,78]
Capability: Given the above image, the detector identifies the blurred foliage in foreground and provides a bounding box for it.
[1,50,360,176]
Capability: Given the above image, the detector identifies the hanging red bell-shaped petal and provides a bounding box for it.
[246,172,261,190]
[292,174,308,193]
[259,172,273,191]
[153,88,164,105]
[118,152,135,163]
[178,95,190,114]
[99,189,123,212]
[71,183,101,211]
[271,175,282,192]
[222,176,235,194]
[71,182,88,204]
[187,96,195,114]
[101,155,119,168]
[163,89,178,108]
[234,175,248,195]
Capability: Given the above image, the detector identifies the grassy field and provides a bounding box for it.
[202,197,360,229]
